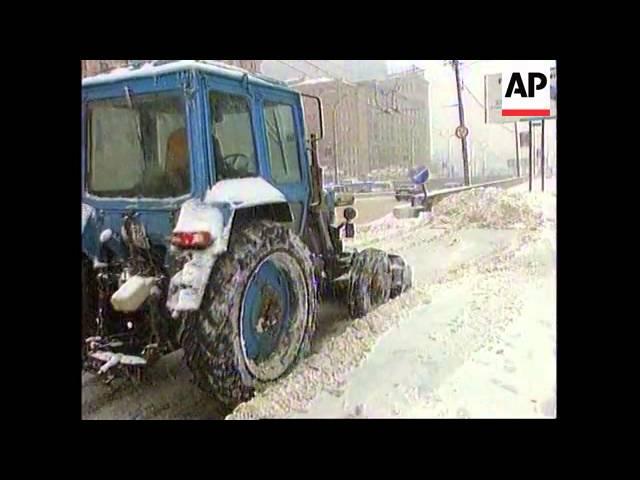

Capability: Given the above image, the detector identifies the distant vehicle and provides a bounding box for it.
[443,181,463,189]
[371,181,393,192]
[339,181,372,194]
[327,184,355,206]
[395,184,421,202]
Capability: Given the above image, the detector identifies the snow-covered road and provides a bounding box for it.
[82,183,556,420]
[288,227,556,418]
[230,183,556,419]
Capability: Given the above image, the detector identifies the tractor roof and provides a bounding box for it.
[82,60,289,90]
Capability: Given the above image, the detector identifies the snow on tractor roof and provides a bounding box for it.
[82,60,288,89]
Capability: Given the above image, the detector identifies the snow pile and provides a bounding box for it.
[355,212,432,244]
[432,187,545,230]
[226,285,433,420]
[359,213,414,235]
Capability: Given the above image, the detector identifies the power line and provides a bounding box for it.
[463,84,486,110]
[273,59,313,78]
[283,60,423,118]
[301,59,343,80]
[297,60,397,114]
[463,84,514,134]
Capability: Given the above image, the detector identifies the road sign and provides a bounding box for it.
[485,66,556,124]
[455,125,469,139]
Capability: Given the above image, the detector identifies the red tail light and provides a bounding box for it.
[171,231,213,249]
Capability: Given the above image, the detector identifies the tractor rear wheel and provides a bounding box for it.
[348,248,392,319]
[180,220,318,409]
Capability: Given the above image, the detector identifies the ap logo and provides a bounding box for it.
[501,61,552,117]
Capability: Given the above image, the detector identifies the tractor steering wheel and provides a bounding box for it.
[223,153,249,171]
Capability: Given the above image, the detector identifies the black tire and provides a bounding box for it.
[348,248,392,319]
[180,220,318,408]
[389,254,413,298]
[81,254,98,366]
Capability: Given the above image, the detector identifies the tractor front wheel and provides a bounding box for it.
[348,248,392,319]
[389,254,413,298]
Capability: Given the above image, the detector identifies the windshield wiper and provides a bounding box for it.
[124,86,144,148]
[124,86,147,193]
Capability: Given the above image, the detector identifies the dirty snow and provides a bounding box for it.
[431,187,547,230]
[227,186,556,419]
[350,186,550,251]
[82,183,556,420]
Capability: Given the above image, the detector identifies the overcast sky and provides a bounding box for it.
[385,60,557,167]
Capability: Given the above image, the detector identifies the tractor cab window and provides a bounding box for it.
[210,92,258,181]
[86,92,190,198]
[263,101,302,184]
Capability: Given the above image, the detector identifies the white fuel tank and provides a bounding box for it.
[111,275,155,312]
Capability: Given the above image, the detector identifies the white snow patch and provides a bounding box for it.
[82,60,279,88]
[292,77,335,86]
[82,203,95,232]
[174,200,224,236]
[205,178,286,208]
[432,187,546,230]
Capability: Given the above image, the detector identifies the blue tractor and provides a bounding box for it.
[81,61,412,406]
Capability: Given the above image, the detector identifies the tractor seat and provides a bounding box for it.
[165,128,190,192]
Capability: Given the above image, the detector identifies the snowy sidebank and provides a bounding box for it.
[227,187,556,419]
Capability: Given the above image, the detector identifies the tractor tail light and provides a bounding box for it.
[170,231,213,249]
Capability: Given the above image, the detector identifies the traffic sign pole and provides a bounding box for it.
[541,119,545,192]
[453,60,470,186]
[528,120,533,192]
[514,122,521,177]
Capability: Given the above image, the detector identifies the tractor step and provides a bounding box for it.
[84,350,147,382]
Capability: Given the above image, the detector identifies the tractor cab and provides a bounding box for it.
[81,62,408,405]
[82,60,313,266]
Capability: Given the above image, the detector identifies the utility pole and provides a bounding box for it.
[541,119,545,192]
[452,60,471,186]
[514,122,521,177]
[528,120,533,192]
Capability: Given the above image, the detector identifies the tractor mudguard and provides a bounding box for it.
[167,178,293,313]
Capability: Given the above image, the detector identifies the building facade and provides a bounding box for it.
[293,67,431,182]
[81,60,129,77]
[361,67,431,178]
[295,78,370,182]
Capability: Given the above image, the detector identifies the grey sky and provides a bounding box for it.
[385,60,557,168]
